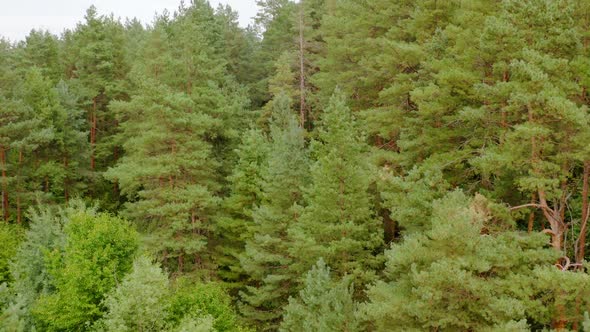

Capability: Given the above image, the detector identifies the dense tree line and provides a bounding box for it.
[1,0,590,330]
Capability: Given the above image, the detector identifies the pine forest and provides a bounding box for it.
[2,0,590,331]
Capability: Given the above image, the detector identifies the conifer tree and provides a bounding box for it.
[239,93,309,330]
[252,0,297,105]
[471,0,589,256]
[105,77,220,273]
[2,203,80,331]
[107,1,248,274]
[14,68,86,220]
[65,6,129,205]
[215,129,268,285]
[18,30,62,83]
[289,89,383,285]
[363,191,590,330]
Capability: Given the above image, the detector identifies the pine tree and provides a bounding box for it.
[363,191,590,330]
[289,89,383,285]
[0,69,54,223]
[18,30,62,83]
[280,258,359,332]
[65,6,129,205]
[105,77,220,273]
[239,93,309,330]
[14,68,86,220]
[471,0,588,255]
[107,1,248,274]
[252,0,297,106]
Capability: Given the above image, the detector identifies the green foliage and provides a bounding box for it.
[167,279,241,332]
[105,1,250,273]
[99,255,169,332]
[172,315,216,332]
[32,208,138,331]
[289,89,383,285]
[0,223,24,285]
[362,191,578,330]
[280,258,359,332]
[3,1,590,330]
[215,129,269,285]
[239,93,309,330]
[105,75,221,273]
[1,205,67,331]
[18,30,62,83]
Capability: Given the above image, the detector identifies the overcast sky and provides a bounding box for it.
[0,0,259,41]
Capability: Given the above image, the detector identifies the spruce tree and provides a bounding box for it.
[289,89,383,285]
[239,93,309,330]
[215,129,269,285]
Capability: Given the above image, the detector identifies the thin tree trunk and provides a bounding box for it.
[298,5,306,128]
[64,155,69,203]
[501,71,509,128]
[90,97,97,170]
[16,150,23,224]
[0,146,8,222]
[527,192,537,233]
[577,161,590,264]
[113,146,119,197]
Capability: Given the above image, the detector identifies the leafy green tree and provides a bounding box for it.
[0,224,24,286]
[239,93,309,330]
[289,90,383,285]
[32,208,138,331]
[100,255,169,332]
[167,279,242,332]
[280,258,359,332]
[172,315,216,332]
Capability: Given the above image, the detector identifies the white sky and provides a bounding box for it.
[0,0,259,41]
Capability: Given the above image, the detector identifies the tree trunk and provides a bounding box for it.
[577,161,590,264]
[527,193,536,233]
[90,97,97,170]
[0,146,8,222]
[16,150,23,224]
[298,5,306,128]
[64,155,69,203]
